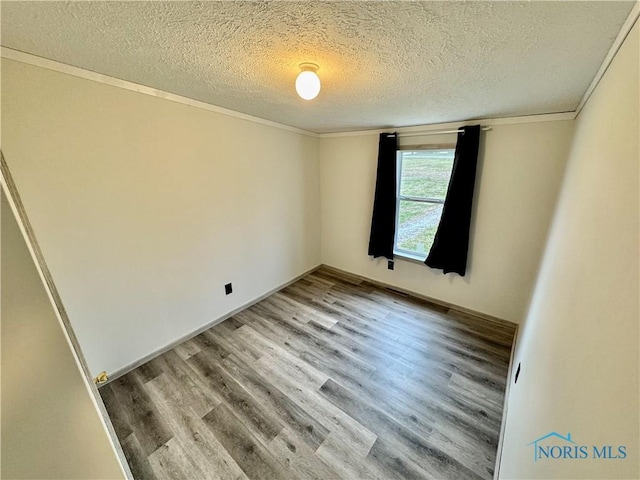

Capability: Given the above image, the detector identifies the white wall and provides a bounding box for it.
[1,58,321,376]
[1,191,126,479]
[498,21,639,479]
[319,121,574,323]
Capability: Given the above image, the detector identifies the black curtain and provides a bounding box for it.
[425,125,481,276]
[368,132,398,260]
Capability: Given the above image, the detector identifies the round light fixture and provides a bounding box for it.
[295,63,320,100]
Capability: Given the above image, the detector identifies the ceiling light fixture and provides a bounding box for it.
[295,63,320,100]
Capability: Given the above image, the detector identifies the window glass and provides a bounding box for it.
[395,149,455,258]
[399,150,454,199]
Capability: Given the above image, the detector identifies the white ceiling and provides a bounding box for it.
[1,1,635,134]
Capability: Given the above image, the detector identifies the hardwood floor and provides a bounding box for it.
[100,267,516,480]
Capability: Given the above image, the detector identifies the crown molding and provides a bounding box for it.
[0,47,319,138]
[318,112,577,138]
[575,2,639,116]
[4,0,638,140]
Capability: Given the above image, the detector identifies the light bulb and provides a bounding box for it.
[295,64,320,100]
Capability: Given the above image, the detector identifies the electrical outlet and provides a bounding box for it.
[225,283,233,295]
[388,260,394,270]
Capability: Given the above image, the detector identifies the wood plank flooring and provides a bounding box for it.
[100,267,516,480]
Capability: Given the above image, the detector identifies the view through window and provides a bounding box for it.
[394,148,455,258]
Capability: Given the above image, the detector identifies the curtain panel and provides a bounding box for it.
[368,132,398,260]
[425,125,481,276]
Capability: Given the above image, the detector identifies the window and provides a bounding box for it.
[394,147,456,259]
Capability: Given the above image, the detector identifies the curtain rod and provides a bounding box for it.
[390,126,492,138]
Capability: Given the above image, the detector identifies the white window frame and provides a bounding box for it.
[393,145,456,261]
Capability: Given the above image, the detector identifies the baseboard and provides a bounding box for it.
[103,261,517,384]
[493,324,519,480]
[101,264,322,385]
[319,263,518,329]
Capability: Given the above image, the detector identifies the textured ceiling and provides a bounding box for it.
[1,1,635,133]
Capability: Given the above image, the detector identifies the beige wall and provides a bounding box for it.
[319,121,574,323]
[1,191,126,479]
[1,59,321,376]
[498,22,639,479]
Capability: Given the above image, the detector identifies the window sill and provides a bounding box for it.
[393,250,426,265]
